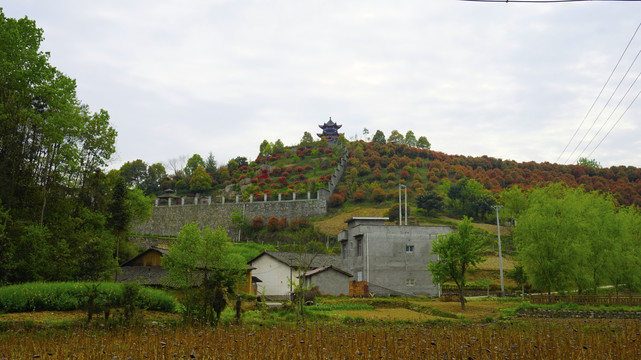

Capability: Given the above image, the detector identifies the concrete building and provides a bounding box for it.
[338,217,452,297]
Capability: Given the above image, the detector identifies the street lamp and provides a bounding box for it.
[398,184,407,225]
[492,205,505,296]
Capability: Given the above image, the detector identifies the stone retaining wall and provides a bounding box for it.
[133,199,327,237]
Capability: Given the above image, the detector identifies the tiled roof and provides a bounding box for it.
[250,251,343,269]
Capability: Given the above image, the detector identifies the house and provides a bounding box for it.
[247,251,343,299]
[118,247,169,286]
[301,265,352,296]
[338,217,451,297]
[118,247,257,294]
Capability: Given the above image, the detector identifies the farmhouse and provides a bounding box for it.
[118,247,256,294]
[338,217,451,297]
[247,251,344,299]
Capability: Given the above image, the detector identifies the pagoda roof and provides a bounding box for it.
[319,117,342,130]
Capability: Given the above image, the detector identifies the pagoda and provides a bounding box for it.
[317,117,342,144]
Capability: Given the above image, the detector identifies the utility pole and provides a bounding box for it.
[399,184,407,225]
[493,205,505,296]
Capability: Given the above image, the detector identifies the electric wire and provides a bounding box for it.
[563,47,641,164]
[577,69,641,162]
[461,0,641,2]
[557,22,641,163]
[586,86,641,159]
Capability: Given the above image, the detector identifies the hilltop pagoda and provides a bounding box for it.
[317,117,342,144]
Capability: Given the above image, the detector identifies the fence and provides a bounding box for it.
[529,294,641,306]
[154,191,320,207]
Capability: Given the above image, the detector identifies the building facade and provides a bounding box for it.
[338,217,451,297]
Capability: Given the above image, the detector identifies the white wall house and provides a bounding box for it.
[247,251,343,299]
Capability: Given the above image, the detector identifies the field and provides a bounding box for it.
[1,319,640,359]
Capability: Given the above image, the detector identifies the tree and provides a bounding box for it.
[387,130,404,143]
[272,139,285,154]
[514,183,618,295]
[428,217,489,310]
[108,176,130,273]
[259,140,272,157]
[143,162,167,195]
[372,130,386,144]
[299,132,314,148]
[163,222,245,324]
[120,159,148,187]
[386,203,410,224]
[507,264,528,298]
[417,136,431,150]
[404,130,417,147]
[185,154,205,177]
[577,157,601,168]
[416,191,444,217]
[447,178,496,219]
[204,152,217,174]
[362,128,370,141]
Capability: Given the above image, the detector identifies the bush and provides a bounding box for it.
[329,194,345,207]
[0,282,178,313]
[278,217,288,231]
[289,218,310,231]
[352,191,366,202]
[267,216,280,232]
[251,216,264,231]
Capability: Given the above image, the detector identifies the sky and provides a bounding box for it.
[3,1,641,170]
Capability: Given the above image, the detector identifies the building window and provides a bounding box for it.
[405,278,415,287]
[406,245,414,253]
[356,237,363,257]
[357,271,363,282]
[341,242,347,258]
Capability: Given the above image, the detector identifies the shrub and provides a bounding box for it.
[278,217,288,231]
[329,193,346,207]
[400,170,410,180]
[267,216,280,232]
[251,216,264,231]
[353,191,366,202]
[371,187,386,202]
[289,218,309,231]
[295,166,304,173]
[304,165,313,171]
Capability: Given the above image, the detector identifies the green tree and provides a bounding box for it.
[108,177,130,273]
[513,184,617,295]
[428,217,489,310]
[499,186,528,225]
[299,132,315,148]
[507,264,528,298]
[447,178,496,219]
[204,152,217,174]
[143,162,167,195]
[404,130,417,147]
[190,165,213,193]
[372,130,386,144]
[387,130,404,143]
[163,222,246,324]
[273,139,285,154]
[259,140,272,157]
[120,159,148,187]
[185,154,205,177]
[416,191,444,217]
[417,136,431,150]
[577,157,601,168]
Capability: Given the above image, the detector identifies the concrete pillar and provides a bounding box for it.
[307,192,311,200]
[278,193,282,201]
[207,196,212,205]
[168,198,172,207]
[293,192,296,201]
[181,197,185,206]
[154,199,158,207]
[222,196,225,204]
[250,194,253,203]
[236,195,239,203]
[194,195,199,205]
[264,193,267,202]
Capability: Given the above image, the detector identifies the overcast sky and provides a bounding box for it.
[3,1,641,169]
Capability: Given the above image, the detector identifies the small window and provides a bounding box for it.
[406,245,414,253]
[405,278,415,287]
[356,238,363,257]
[357,271,363,282]
[341,242,347,258]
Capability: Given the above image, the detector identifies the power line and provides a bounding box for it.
[461,0,641,2]
[563,47,641,164]
[557,22,641,163]
[586,87,641,159]
[576,69,641,162]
